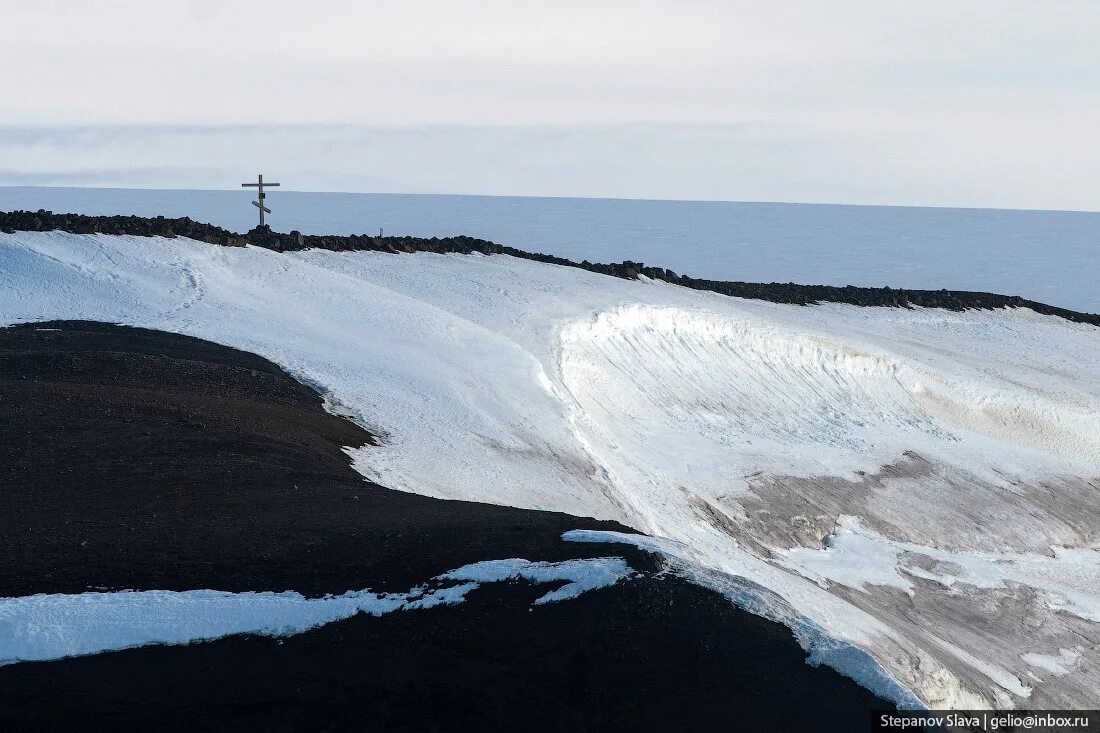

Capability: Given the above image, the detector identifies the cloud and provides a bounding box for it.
[0,121,1095,210]
[0,2,1096,208]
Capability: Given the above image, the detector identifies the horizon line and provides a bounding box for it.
[2,184,1097,217]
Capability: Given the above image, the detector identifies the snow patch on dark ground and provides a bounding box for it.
[0,557,632,665]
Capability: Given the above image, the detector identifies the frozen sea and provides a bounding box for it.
[1,185,1097,314]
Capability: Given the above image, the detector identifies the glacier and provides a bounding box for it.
[1,229,1099,709]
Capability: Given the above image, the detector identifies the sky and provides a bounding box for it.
[0,0,1097,210]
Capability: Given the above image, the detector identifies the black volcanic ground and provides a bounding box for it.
[0,321,892,731]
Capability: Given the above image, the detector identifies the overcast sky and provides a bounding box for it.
[1,1,1097,209]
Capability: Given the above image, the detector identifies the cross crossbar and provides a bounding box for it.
[241,174,281,228]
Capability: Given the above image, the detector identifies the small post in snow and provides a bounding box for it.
[241,174,280,228]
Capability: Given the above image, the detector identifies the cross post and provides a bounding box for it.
[241,174,281,228]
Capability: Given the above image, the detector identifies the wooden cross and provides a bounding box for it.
[241,174,280,228]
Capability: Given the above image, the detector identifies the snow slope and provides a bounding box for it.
[2,186,1099,314]
[2,230,1099,709]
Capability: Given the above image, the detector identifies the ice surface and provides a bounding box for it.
[0,557,629,665]
[2,230,1099,708]
[439,557,633,604]
[1020,649,1081,677]
[782,517,1100,624]
[1,186,1098,314]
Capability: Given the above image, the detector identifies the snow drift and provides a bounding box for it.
[2,230,1099,709]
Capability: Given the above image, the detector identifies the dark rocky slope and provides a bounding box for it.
[3,208,1096,326]
[0,320,634,598]
[0,321,893,731]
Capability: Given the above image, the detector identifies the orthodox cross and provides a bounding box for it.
[241,174,280,228]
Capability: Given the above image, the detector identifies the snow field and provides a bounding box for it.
[2,230,1099,708]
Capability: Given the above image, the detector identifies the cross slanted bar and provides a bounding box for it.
[241,174,280,228]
